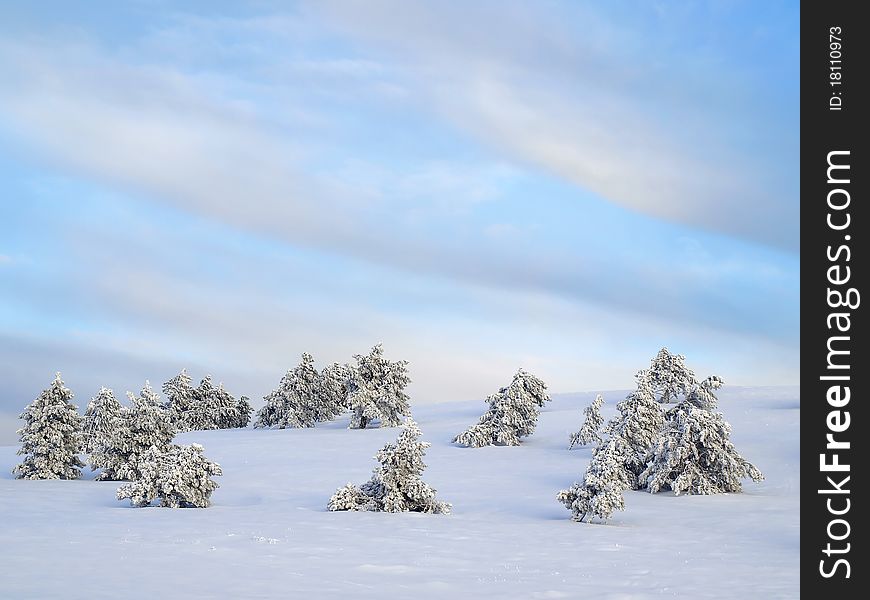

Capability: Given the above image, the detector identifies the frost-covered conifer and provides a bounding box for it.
[210,382,241,429]
[93,382,174,481]
[603,382,664,483]
[234,395,253,428]
[559,383,663,523]
[162,369,196,432]
[568,394,605,449]
[347,345,411,429]
[318,362,351,421]
[117,443,222,508]
[167,372,246,431]
[82,387,122,456]
[453,369,550,447]
[557,436,634,523]
[328,418,450,514]
[639,377,763,495]
[185,376,238,430]
[639,347,699,404]
[13,373,85,480]
[185,376,216,431]
[640,406,764,495]
[254,353,322,428]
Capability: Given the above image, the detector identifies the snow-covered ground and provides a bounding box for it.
[0,386,799,599]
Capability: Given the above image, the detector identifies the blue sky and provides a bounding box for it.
[0,1,798,442]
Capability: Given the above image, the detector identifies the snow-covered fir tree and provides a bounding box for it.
[234,395,253,428]
[639,404,764,495]
[13,373,85,480]
[254,353,323,428]
[557,382,664,524]
[639,376,763,495]
[603,382,664,484]
[557,435,634,523]
[328,417,450,514]
[165,370,248,431]
[639,347,702,404]
[162,369,196,432]
[184,376,235,430]
[117,443,222,508]
[209,382,241,429]
[317,362,351,421]
[346,345,411,429]
[568,394,605,449]
[82,387,122,456]
[92,382,175,481]
[453,369,550,447]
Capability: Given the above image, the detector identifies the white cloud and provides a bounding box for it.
[0,28,796,342]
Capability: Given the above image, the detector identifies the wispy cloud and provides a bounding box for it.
[0,36,795,340]
[310,0,799,250]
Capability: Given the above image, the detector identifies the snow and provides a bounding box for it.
[0,386,798,599]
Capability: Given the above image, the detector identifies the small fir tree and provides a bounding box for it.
[13,373,85,480]
[82,387,123,456]
[569,394,605,449]
[162,369,196,432]
[187,376,238,430]
[318,362,351,421]
[453,369,550,447]
[603,382,664,484]
[347,344,411,429]
[210,382,241,429]
[558,382,663,524]
[328,418,450,514]
[234,395,253,428]
[93,382,174,481]
[117,443,222,508]
[254,353,322,428]
[557,436,634,523]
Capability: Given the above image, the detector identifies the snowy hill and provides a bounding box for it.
[0,387,799,599]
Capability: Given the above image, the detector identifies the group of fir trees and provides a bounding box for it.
[558,348,764,523]
[254,353,347,429]
[13,374,223,509]
[255,344,412,430]
[163,370,252,432]
[12,347,765,521]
